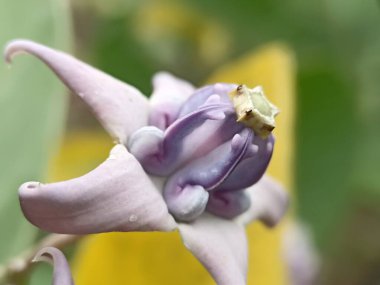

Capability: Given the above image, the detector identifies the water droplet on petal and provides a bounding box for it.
[129,215,138,222]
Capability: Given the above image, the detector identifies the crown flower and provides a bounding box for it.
[5,40,289,285]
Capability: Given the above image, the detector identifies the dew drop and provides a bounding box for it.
[129,215,138,222]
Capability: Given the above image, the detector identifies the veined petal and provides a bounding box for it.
[4,39,149,144]
[165,129,252,192]
[236,175,289,227]
[206,191,251,219]
[33,247,74,285]
[130,101,239,175]
[179,214,248,285]
[163,129,251,221]
[215,135,274,192]
[149,71,195,129]
[19,145,176,234]
[178,83,236,117]
[162,129,253,221]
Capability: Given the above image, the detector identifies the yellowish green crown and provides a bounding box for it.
[229,85,279,138]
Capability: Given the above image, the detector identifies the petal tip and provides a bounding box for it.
[33,247,74,285]
[32,247,54,264]
[6,39,149,143]
[4,39,35,64]
[18,181,44,228]
[152,70,171,81]
[237,176,290,227]
[18,181,41,196]
[259,178,290,227]
[263,190,289,227]
[108,144,128,159]
[159,215,178,232]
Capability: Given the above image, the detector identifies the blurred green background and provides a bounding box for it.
[1,0,380,284]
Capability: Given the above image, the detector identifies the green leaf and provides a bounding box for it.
[352,41,380,194]
[29,263,53,285]
[0,0,72,262]
[296,60,356,248]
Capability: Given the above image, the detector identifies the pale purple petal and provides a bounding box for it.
[165,129,252,191]
[206,191,251,219]
[283,222,320,285]
[179,214,247,285]
[4,39,149,144]
[236,175,289,227]
[163,130,251,221]
[149,71,195,129]
[215,135,274,192]
[129,99,240,175]
[127,125,164,165]
[163,184,209,222]
[33,247,74,285]
[178,83,237,117]
[19,145,176,234]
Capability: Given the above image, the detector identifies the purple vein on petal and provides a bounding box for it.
[165,129,252,192]
[19,144,176,234]
[215,134,274,192]
[163,129,252,221]
[4,39,149,144]
[33,247,74,285]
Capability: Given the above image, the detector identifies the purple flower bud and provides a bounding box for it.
[129,83,274,221]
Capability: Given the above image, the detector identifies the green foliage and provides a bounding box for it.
[0,0,71,263]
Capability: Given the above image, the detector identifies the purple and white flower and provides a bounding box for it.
[5,40,289,285]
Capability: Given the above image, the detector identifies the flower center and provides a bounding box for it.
[128,83,277,222]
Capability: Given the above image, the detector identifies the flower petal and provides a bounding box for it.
[215,135,274,192]
[283,222,320,285]
[164,184,209,223]
[179,214,247,285]
[4,39,149,144]
[236,175,289,227]
[163,129,252,221]
[149,71,195,130]
[178,83,236,117]
[129,100,240,175]
[19,144,176,234]
[33,247,74,285]
[206,191,251,219]
[165,128,252,191]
